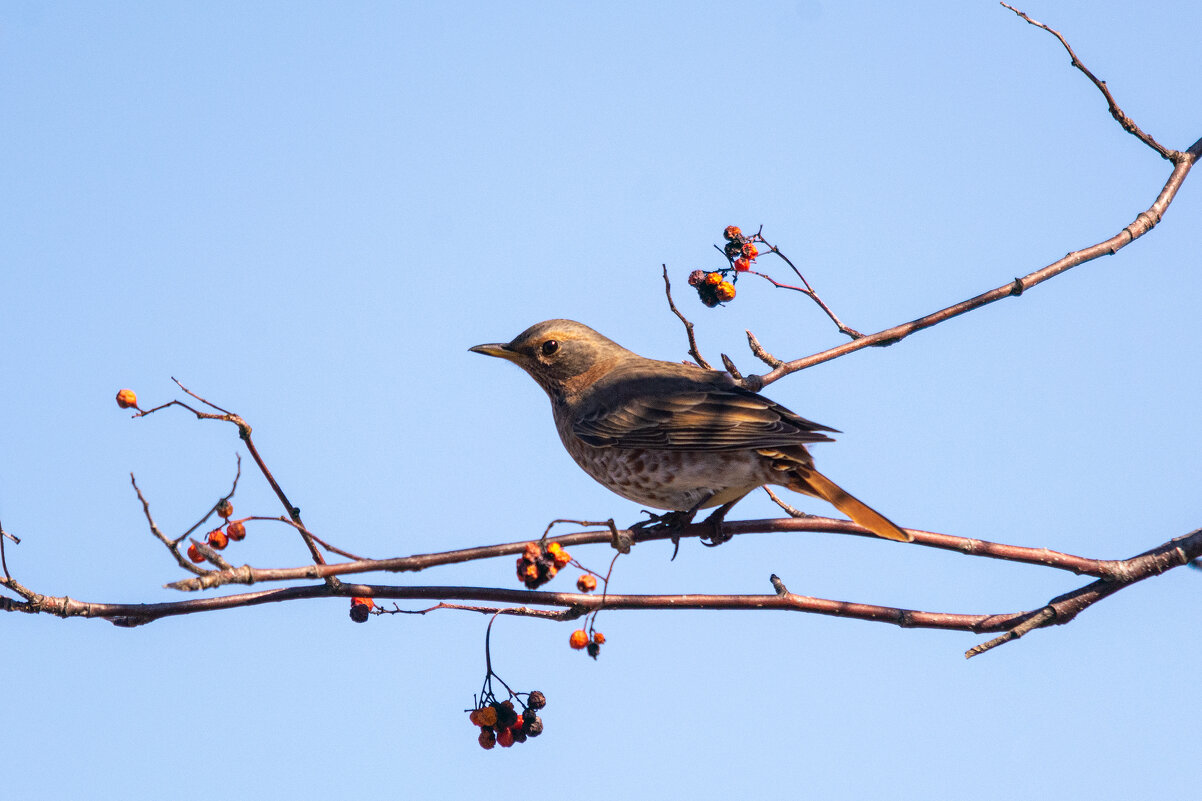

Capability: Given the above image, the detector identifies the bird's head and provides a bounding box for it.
[470,319,629,403]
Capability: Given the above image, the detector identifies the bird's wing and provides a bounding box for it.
[572,387,837,451]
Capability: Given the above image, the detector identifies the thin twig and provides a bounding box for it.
[661,265,713,369]
[1001,3,1177,160]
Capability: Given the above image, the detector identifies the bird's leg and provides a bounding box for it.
[699,499,741,547]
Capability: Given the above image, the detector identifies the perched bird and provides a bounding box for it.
[470,319,911,543]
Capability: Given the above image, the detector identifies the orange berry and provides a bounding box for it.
[552,550,571,568]
[115,389,138,409]
[733,257,751,272]
[704,271,723,286]
[186,542,205,564]
[226,521,246,541]
[497,727,515,748]
[523,542,541,560]
[715,281,736,302]
[216,499,233,518]
[351,596,375,610]
[742,242,759,259]
[523,563,540,580]
[207,528,229,550]
[593,631,606,645]
[576,574,597,592]
[569,629,589,649]
[545,541,563,555]
[477,706,498,727]
[478,728,497,750]
[723,225,743,241]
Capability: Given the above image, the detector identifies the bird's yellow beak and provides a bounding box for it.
[469,343,522,363]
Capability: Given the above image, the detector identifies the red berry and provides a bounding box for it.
[186,542,205,564]
[226,521,246,541]
[733,257,751,272]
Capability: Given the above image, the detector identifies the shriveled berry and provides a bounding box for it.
[469,708,483,726]
[576,574,597,592]
[527,690,546,710]
[115,389,138,409]
[349,601,371,623]
[551,549,571,568]
[477,706,498,727]
[206,528,229,550]
[226,521,246,541]
[495,701,518,730]
[216,499,233,518]
[586,642,601,659]
[724,240,743,259]
[715,281,736,302]
[687,269,707,286]
[593,631,606,645]
[512,728,527,743]
[569,629,589,649]
[478,728,497,750]
[723,225,743,241]
[733,257,751,272]
[742,242,759,259]
[186,542,205,564]
[497,728,515,748]
[524,715,544,737]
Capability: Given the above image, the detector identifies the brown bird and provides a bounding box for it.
[470,319,911,543]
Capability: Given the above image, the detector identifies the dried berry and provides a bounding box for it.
[226,521,246,541]
[207,528,229,550]
[477,706,498,727]
[478,728,497,750]
[576,574,597,593]
[586,642,601,659]
[186,542,205,564]
[742,242,759,260]
[348,596,370,620]
[527,690,546,710]
[687,269,707,286]
[495,701,518,730]
[724,240,743,259]
[524,715,544,737]
[216,499,233,519]
[569,629,589,649]
[115,389,138,409]
[592,631,606,645]
[723,225,743,241]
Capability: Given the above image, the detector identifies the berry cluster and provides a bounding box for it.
[470,691,546,749]
[569,628,607,659]
[185,499,249,564]
[516,540,572,589]
[349,596,375,622]
[688,225,761,307]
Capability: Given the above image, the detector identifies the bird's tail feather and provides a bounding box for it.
[788,468,913,542]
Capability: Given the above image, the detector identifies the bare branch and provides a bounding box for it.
[1001,3,1177,160]
[661,265,713,369]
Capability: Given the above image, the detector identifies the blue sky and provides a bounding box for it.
[3,2,1199,798]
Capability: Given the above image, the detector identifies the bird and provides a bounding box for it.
[470,319,912,543]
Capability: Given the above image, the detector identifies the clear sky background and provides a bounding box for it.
[3,2,1199,798]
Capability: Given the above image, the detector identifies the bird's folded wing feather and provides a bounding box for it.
[572,388,837,451]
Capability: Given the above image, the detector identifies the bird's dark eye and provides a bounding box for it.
[541,339,560,356]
